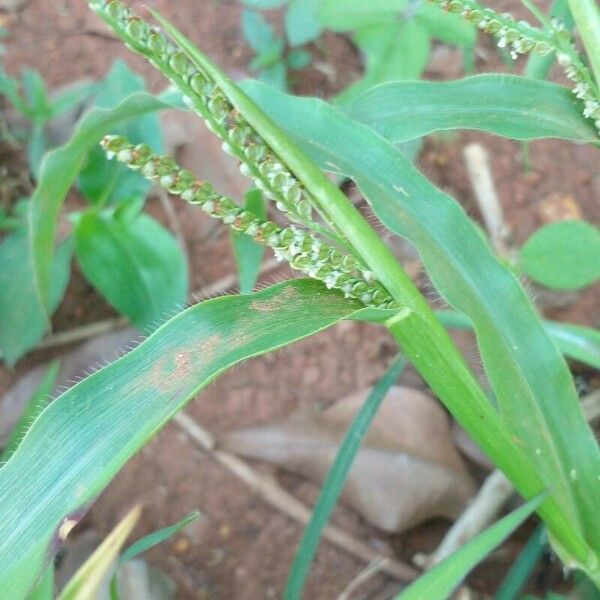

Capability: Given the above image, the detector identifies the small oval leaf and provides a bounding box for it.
[520,221,600,291]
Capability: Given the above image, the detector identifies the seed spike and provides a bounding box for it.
[88,0,354,235]
[427,0,600,136]
[100,135,399,310]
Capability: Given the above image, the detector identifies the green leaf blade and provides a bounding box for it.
[397,497,545,600]
[415,3,476,48]
[285,356,407,600]
[520,221,600,291]
[285,0,323,46]
[0,230,73,365]
[28,91,177,318]
[436,310,600,371]
[337,21,430,105]
[344,75,599,143]
[0,280,362,599]
[74,211,188,330]
[317,0,409,31]
[110,511,200,600]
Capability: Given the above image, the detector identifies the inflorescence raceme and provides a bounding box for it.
[427,0,600,134]
[88,0,335,232]
[101,135,400,310]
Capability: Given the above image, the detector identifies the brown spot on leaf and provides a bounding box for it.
[250,286,299,313]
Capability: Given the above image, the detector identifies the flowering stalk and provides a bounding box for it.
[427,0,600,135]
[88,0,350,246]
[87,1,600,571]
[102,135,398,309]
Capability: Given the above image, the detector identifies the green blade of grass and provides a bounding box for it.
[89,7,598,574]
[524,0,573,81]
[27,565,54,600]
[110,511,200,600]
[397,497,545,600]
[151,10,543,518]
[284,355,407,600]
[566,0,600,85]
[28,91,179,317]
[495,524,547,600]
[343,75,598,143]
[0,280,362,599]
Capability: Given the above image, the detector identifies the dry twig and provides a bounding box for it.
[336,557,391,600]
[463,143,511,256]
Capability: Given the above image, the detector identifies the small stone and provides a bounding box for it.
[218,523,231,539]
[171,536,191,555]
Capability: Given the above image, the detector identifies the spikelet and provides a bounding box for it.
[102,135,399,310]
[87,0,331,228]
[427,0,600,135]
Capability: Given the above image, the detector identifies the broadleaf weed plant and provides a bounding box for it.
[241,6,313,91]
[0,0,599,597]
[0,60,190,365]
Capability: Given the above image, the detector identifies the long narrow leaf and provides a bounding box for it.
[0,280,362,599]
[110,511,200,600]
[241,82,600,557]
[28,91,178,316]
[344,75,598,143]
[284,355,406,600]
[397,497,545,600]
[495,524,547,600]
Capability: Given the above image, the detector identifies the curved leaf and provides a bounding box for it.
[542,321,600,371]
[110,511,200,600]
[242,81,600,556]
[344,75,598,142]
[28,91,178,318]
[0,280,362,599]
[77,60,164,206]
